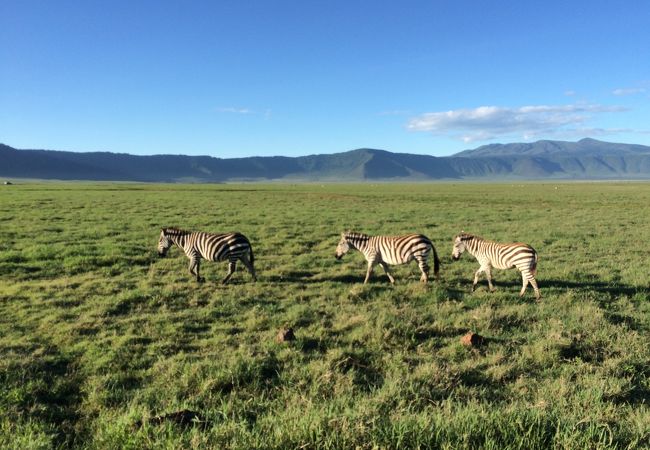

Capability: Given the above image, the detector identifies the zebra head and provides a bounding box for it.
[452,233,471,261]
[335,233,351,260]
[158,229,173,257]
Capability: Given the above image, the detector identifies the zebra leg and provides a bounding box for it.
[519,274,529,298]
[472,267,484,292]
[486,266,495,292]
[240,255,257,282]
[364,261,376,284]
[379,262,395,284]
[189,256,204,283]
[416,256,429,283]
[222,260,237,285]
[518,267,541,299]
[529,278,541,300]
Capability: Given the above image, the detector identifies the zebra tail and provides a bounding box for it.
[249,245,255,268]
[432,245,440,278]
[531,251,538,276]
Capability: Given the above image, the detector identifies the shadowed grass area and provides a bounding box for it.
[0,182,649,448]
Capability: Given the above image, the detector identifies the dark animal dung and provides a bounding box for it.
[135,409,208,429]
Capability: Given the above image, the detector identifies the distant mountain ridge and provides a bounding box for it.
[2,139,650,181]
[454,138,650,157]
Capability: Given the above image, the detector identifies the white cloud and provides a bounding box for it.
[215,107,271,119]
[216,107,254,114]
[406,104,627,143]
[612,87,646,96]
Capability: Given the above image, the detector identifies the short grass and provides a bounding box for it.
[1,182,649,449]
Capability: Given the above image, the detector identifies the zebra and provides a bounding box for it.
[451,232,540,299]
[157,227,256,284]
[335,232,440,284]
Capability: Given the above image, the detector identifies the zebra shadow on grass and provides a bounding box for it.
[540,278,646,298]
[328,274,373,284]
[264,270,455,286]
[467,277,648,330]
[476,277,646,299]
[263,271,393,285]
[264,270,320,283]
[327,274,449,285]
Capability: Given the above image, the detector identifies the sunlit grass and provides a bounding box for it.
[1,182,649,448]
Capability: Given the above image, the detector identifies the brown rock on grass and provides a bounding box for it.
[277,327,295,343]
[461,332,484,347]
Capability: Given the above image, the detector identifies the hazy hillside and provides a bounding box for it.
[454,138,650,157]
[2,139,650,181]
[449,138,650,178]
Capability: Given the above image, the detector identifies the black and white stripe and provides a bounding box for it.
[158,227,256,284]
[451,232,540,299]
[335,232,440,284]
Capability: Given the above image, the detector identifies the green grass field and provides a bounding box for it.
[1,182,649,449]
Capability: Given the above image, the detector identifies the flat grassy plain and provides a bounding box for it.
[1,182,649,449]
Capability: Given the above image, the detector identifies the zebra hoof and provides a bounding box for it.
[197,277,206,283]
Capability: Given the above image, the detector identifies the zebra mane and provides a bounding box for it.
[162,227,190,236]
[457,232,480,242]
[344,231,369,242]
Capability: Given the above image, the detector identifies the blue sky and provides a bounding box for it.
[2,1,649,157]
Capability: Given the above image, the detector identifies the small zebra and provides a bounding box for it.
[335,232,440,284]
[451,232,540,299]
[157,227,256,284]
